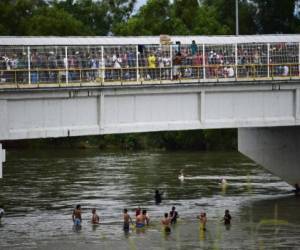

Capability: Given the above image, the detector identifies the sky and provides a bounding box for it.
[135,0,147,12]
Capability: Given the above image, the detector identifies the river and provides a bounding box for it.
[0,150,299,249]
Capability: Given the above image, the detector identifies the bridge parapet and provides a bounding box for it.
[0,35,299,88]
[0,80,300,141]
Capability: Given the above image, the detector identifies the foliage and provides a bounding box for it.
[113,0,231,35]
[1,0,299,151]
[23,6,90,35]
[1,0,299,36]
[252,0,300,34]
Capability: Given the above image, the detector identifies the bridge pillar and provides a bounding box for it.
[0,144,5,178]
[238,127,300,186]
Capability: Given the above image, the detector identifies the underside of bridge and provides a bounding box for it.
[1,82,300,183]
[238,126,300,186]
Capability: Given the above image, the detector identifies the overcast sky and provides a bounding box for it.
[135,0,147,11]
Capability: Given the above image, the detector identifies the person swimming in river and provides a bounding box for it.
[178,169,184,181]
[197,212,207,231]
[293,183,300,196]
[123,208,133,232]
[154,189,164,205]
[91,208,100,224]
[0,208,4,222]
[135,206,141,217]
[72,204,82,226]
[169,206,179,224]
[223,209,232,225]
[136,209,150,228]
[161,213,171,233]
[220,178,227,185]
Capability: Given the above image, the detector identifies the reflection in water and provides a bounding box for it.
[0,149,299,249]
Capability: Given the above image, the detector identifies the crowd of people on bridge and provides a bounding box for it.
[0,40,297,84]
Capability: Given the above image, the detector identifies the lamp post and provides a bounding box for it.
[235,0,239,35]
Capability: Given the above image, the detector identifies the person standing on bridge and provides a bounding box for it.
[147,52,156,80]
[173,52,182,80]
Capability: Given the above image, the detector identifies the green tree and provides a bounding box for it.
[252,0,300,34]
[114,0,230,35]
[0,0,46,35]
[202,0,256,35]
[52,0,136,35]
[173,0,200,32]
[23,6,90,35]
[114,0,175,35]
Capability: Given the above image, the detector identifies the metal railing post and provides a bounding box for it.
[101,46,104,85]
[27,46,31,84]
[267,43,270,78]
[65,46,68,85]
[136,45,139,83]
[235,43,238,79]
[298,43,300,77]
[202,44,206,81]
[170,44,173,80]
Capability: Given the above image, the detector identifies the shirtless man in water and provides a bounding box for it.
[91,208,100,224]
[123,208,133,232]
[72,204,82,226]
[161,213,171,233]
[136,209,149,228]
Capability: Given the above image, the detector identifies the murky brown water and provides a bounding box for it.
[0,150,299,249]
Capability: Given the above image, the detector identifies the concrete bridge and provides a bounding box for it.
[0,80,300,185]
[0,35,300,185]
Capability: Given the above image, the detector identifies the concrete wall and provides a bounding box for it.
[0,81,300,140]
[238,126,300,185]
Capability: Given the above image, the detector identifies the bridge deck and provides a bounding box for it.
[0,35,299,88]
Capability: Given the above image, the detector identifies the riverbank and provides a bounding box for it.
[3,129,237,151]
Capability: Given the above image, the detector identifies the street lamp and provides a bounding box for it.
[236,0,239,35]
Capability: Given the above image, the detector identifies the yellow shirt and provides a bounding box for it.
[148,55,156,68]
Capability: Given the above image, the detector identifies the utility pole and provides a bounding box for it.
[236,0,239,35]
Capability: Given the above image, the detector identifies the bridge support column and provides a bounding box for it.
[0,144,5,178]
[238,127,300,186]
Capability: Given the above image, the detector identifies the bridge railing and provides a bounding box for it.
[0,42,299,87]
